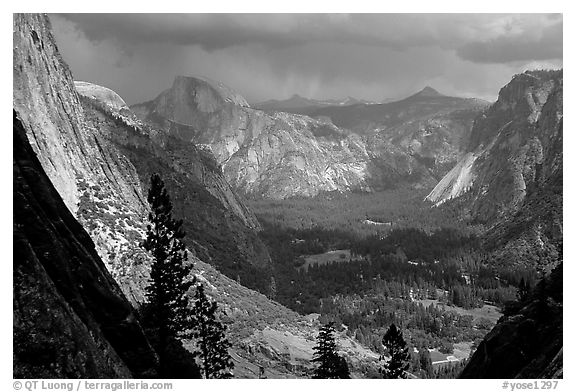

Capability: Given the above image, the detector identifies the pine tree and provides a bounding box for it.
[380,323,410,379]
[191,284,234,379]
[141,174,195,362]
[312,322,350,379]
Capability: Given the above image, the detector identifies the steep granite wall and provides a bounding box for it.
[426,70,563,224]
[14,111,158,378]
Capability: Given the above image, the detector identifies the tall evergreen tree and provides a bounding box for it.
[191,284,234,379]
[141,173,197,376]
[312,322,351,379]
[380,323,410,379]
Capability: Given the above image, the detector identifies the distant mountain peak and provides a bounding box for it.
[171,74,250,108]
[409,86,445,99]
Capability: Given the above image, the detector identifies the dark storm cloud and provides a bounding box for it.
[57,14,301,49]
[59,13,563,53]
[50,13,563,105]
[57,13,444,51]
[457,21,562,63]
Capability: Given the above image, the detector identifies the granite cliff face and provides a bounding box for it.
[14,13,153,303]
[426,71,562,217]
[14,13,105,213]
[13,111,158,378]
[132,76,372,198]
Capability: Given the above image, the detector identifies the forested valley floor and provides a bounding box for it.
[245,187,538,377]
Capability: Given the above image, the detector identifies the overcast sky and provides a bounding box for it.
[50,13,563,105]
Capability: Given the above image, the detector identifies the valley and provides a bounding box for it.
[13,13,562,381]
[250,190,513,377]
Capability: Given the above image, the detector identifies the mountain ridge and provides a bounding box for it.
[254,93,378,112]
[405,86,445,99]
[132,75,489,198]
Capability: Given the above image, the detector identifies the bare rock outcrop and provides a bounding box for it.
[75,81,129,111]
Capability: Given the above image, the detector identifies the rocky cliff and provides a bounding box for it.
[75,81,130,111]
[14,13,154,303]
[223,111,370,197]
[14,13,104,213]
[13,111,158,378]
[426,71,562,217]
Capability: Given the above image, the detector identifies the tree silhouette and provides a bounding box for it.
[312,322,350,379]
[141,173,197,376]
[380,323,410,379]
[191,284,234,379]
